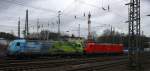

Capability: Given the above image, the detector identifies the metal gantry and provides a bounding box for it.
[126,0,141,70]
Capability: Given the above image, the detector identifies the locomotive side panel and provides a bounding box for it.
[84,43,124,54]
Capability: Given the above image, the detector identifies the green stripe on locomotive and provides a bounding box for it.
[48,41,84,55]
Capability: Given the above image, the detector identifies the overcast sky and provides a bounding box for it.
[0,0,150,37]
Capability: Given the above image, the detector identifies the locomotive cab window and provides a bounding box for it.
[16,42,20,46]
[77,44,81,47]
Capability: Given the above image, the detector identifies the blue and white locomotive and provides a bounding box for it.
[7,39,53,56]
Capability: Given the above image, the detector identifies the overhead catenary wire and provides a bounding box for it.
[33,0,127,35]
[1,0,59,30]
[101,0,107,11]
[76,0,123,20]
[47,0,131,28]
[0,0,143,21]
[61,0,77,14]
[77,0,101,10]
[5,0,124,23]
[44,0,83,26]
[1,0,57,14]
[0,0,143,36]
[2,0,126,24]
[77,0,129,20]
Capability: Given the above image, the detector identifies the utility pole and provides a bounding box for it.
[58,11,61,36]
[88,12,92,41]
[18,17,20,38]
[110,26,113,43]
[25,9,29,37]
[47,21,50,40]
[24,16,27,37]
[74,15,81,38]
[57,11,61,40]
[26,10,29,36]
[37,18,40,33]
[78,24,80,38]
[110,26,113,35]
[37,18,40,39]
[126,0,141,70]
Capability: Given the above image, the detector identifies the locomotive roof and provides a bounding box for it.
[13,39,26,43]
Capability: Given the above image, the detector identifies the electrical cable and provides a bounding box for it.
[77,0,128,19]
[1,0,57,14]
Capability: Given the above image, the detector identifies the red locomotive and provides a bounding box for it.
[84,42,124,54]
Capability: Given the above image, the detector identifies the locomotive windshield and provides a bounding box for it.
[16,42,20,46]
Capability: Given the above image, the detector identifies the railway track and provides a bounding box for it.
[1,55,126,64]
[50,59,128,71]
[0,56,127,71]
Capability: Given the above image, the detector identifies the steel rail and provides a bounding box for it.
[0,56,127,71]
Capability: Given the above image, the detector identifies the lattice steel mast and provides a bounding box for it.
[126,0,141,70]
